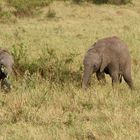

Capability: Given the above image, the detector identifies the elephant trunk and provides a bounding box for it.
[82,65,93,90]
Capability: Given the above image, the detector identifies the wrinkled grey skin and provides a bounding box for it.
[0,48,14,92]
[82,36,133,89]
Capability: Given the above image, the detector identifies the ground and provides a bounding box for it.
[0,1,140,140]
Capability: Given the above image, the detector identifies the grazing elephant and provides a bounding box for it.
[82,36,133,89]
[0,48,14,92]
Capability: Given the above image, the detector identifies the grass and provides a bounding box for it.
[0,0,140,139]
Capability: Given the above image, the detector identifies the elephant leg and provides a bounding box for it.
[107,63,119,88]
[82,65,93,90]
[96,71,106,84]
[110,71,119,87]
[123,70,133,89]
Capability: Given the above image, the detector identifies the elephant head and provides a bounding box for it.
[0,63,12,92]
[82,49,110,90]
[82,50,101,89]
[0,49,14,92]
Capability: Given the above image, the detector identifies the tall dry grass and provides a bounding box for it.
[0,0,140,139]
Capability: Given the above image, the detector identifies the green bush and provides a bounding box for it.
[0,11,14,23]
[0,1,16,23]
[28,48,82,85]
[72,0,84,4]
[7,0,52,16]
[107,0,132,4]
[11,43,28,75]
[92,0,108,4]
[12,44,82,86]
[46,7,56,18]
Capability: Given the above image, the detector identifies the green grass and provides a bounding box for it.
[0,0,140,139]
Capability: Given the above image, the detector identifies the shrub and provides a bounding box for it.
[72,0,84,4]
[107,0,132,4]
[93,0,108,4]
[0,11,13,23]
[29,48,82,85]
[46,7,56,18]
[7,0,52,16]
[11,43,28,75]
[0,1,16,23]
[12,45,82,86]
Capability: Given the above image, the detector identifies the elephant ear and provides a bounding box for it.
[100,53,109,72]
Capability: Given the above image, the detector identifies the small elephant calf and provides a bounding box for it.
[0,48,14,91]
[82,36,133,89]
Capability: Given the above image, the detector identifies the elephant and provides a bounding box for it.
[0,48,14,92]
[82,36,133,89]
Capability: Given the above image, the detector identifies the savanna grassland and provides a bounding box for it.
[0,0,140,140]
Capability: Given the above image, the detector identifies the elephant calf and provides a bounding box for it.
[82,36,133,89]
[0,48,14,91]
